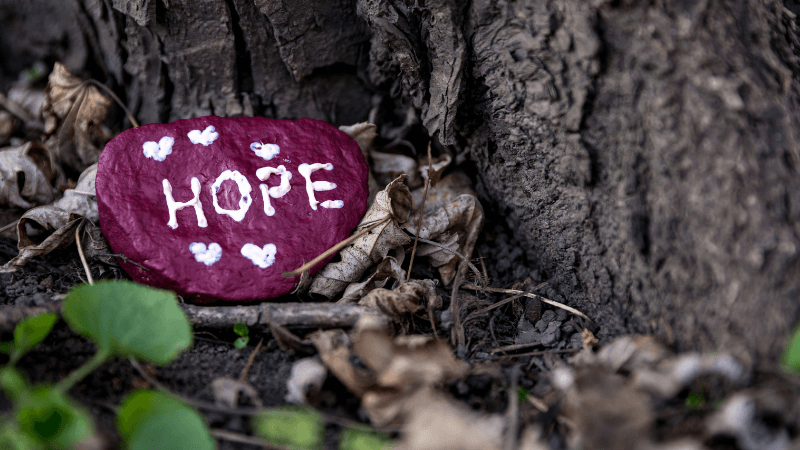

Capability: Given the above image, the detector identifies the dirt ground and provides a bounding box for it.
[3,210,800,450]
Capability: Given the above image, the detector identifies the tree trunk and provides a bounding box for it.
[1,0,799,362]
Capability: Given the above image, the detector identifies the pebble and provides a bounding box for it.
[97,116,369,302]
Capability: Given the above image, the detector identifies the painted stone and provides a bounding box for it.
[97,116,369,302]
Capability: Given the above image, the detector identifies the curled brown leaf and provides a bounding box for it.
[43,63,112,171]
[309,175,413,298]
[0,142,61,209]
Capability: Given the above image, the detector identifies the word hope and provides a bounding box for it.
[162,162,343,230]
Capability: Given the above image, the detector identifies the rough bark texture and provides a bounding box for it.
[1,0,799,361]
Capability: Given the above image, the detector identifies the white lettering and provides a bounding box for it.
[256,165,292,216]
[298,163,342,210]
[211,170,252,222]
[241,243,277,269]
[163,177,207,229]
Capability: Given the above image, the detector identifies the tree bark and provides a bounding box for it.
[1,0,799,362]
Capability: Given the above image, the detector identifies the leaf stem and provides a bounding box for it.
[282,216,390,278]
[56,348,110,393]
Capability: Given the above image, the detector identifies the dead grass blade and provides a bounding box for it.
[461,284,593,322]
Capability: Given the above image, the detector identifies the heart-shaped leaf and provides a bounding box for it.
[117,390,214,450]
[16,385,93,449]
[62,281,192,365]
[10,313,58,363]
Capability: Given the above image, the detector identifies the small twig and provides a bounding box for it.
[85,79,139,128]
[498,348,582,359]
[450,260,466,348]
[527,395,549,413]
[108,253,149,271]
[407,143,433,282]
[503,366,520,450]
[0,91,40,126]
[416,237,485,286]
[490,342,542,354]
[75,226,93,285]
[70,190,95,196]
[462,284,592,322]
[238,338,263,383]
[477,248,489,283]
[130,359,400,434]
[0,220,18,235]
[210,429,290,450]
[283,216,390,278]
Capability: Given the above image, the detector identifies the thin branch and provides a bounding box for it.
[461,284,592,322]
[108,253,149,271]
[407,143,433,282]
[85,79,139,128]
[416,237,485,286]
[239,338,263,383]
[490,341,542,355]
[0,220,18,235]
[283,216,390,278]
[75,226,93,285]
[210,429,291,450]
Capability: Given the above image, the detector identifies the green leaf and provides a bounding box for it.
[782,325,800,373]
[234,336,249,349]
[13,313,58,361]
[339,427,395,450]
[517,387,529,404]
[0,422,45,450]
[117,390,214,450]
[0,367,28,401]
[61,281,192,365]
[16,385,93,449]
[233,323,249,337]
[252,406,323,450]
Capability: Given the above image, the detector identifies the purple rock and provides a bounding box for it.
[97,116,369,302]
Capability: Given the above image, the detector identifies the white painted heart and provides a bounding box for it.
[250,142,280,160]
[142,136,174,161]
[189,242,222,266]
[188,125,219,146]
[241,243,277,269]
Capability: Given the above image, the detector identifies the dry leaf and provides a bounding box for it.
[371,149,421,189]
[311,323,466,426]
[42,62,112,171]
[419,153,452,187]
[309,176,413,298]
[285,357,328,405]
[0,142,60,209]
[339,256,406,303]
[399,389,505,450]
[53,163,98,222]
[404,192,484,285]
[353,329,466,391]
[7,84,46,122]
[308,329,372,397]
[358,279,442,320]
[339,122,377,160]
[210,377,263,409]
[0,209,113,273]
[0,111,14,146]
[339,122,382,202]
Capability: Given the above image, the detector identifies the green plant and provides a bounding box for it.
[0,280,211,449]
[251,406,323,450]
[782,325,800,374]
[233,322,250,349]
[338,427,395,450]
